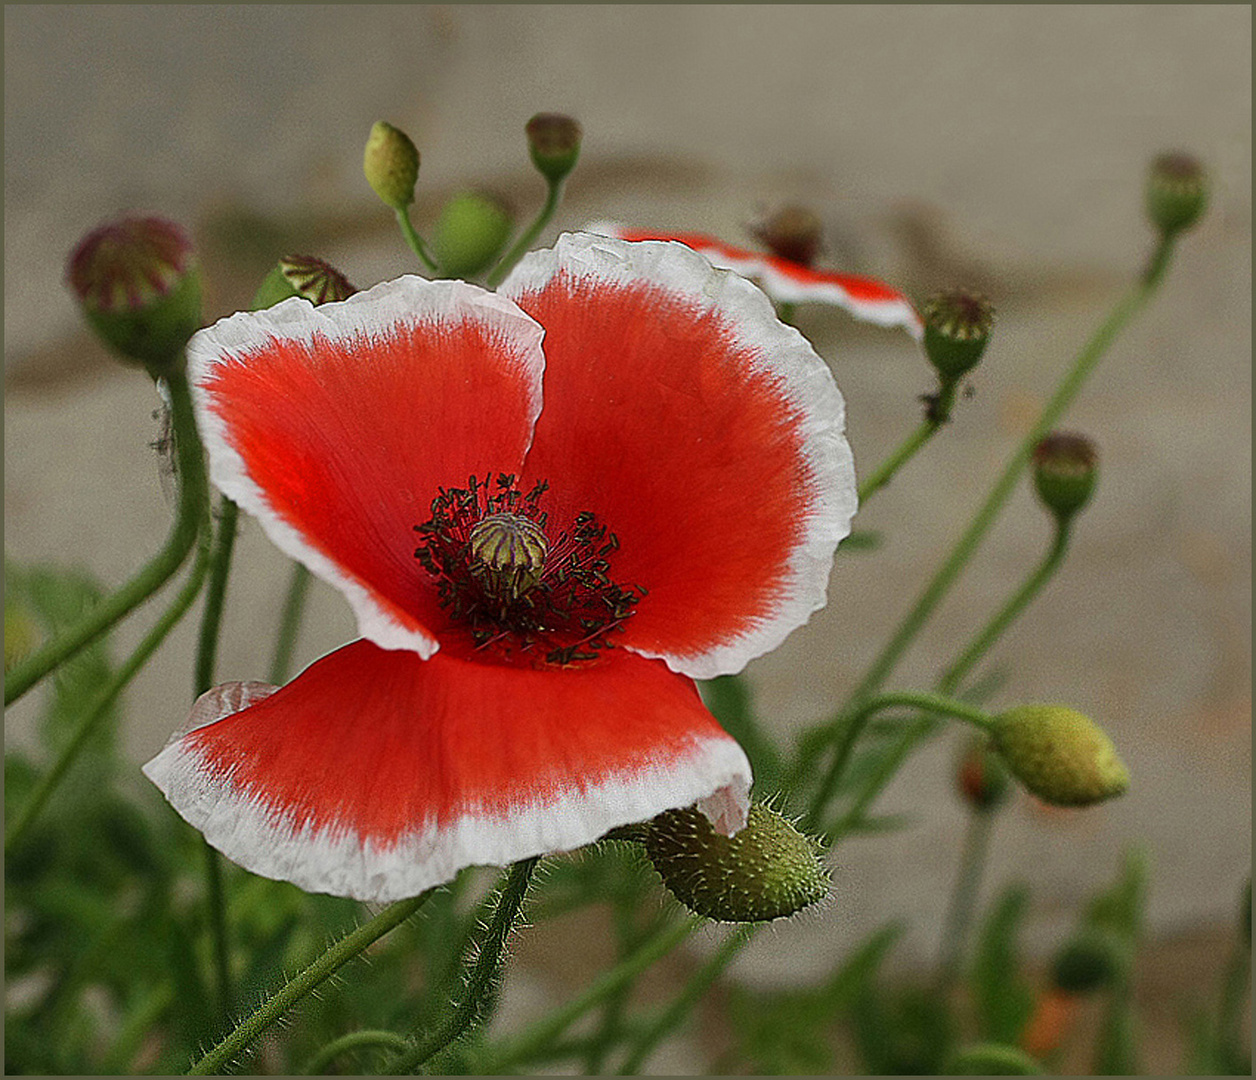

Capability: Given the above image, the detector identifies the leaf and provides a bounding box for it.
[971,883,1035,1044]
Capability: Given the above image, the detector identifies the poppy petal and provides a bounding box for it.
[502,233,857,679]
[593,223,923,338]
[189,277,546,658]
[142,640,751,902]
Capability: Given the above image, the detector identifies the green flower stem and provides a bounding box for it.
[5,368,210,705]
[268,562,313,685]
[840,234,1176,714]
[5,523,212,852]
[825,716,936,844]
[187,891,434,1076]
[857,381,960,505]
[299,1030,411,1074]
[938,520,1071,696]
[386,858,538,1074]
[396,207,440,275]
[618,923,758,1074]
[804,691,993,831]
[480,915,703,1074]
[934,807,996,992]
[582,897,648,1073]
[485,178,564,289]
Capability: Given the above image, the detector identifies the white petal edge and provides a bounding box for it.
[588,221,924,339]
[187,276,547,659]
[142,682,751,903]
[502,232,858,681]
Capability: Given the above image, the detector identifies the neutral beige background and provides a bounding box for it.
[5,3,1250,1015]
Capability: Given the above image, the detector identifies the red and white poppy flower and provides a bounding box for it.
[144,233,857,902]
[593,223,923,339]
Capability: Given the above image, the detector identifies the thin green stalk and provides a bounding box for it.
[396,207,440,274]
[857,381,960,505]
[938,521,1071,695]
[934,808,996,992]
[187,891,434,1075]
[6,523,212,851]
[300,1030,411,1074]
[804,690,993,831]
[268,562,313,685]
[485,179,564,289]
[1217,929,1251,1070]
[6,369,210,705]
[619,923,758,1074]
[582,894,648,1072]
[840,235,1176,713]
[386,859,538,1074]
[480,915,702,1073]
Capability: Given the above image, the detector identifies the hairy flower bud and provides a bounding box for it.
[1051,928,1122,993]
[644,804,828,922]
[922,289,994,382]
[1146,152,1208,238]
[432,191,514,278]
[957,737,1011,812]
[66,216,201,374]
[252,255,358,311]
[525,113,582,184]
[1032,432,1098,525]
[990,705,1129,807]
[750,205,823,267]
[364,120,420,211]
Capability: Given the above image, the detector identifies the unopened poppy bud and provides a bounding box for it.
[750,205,823,267]
[1146,152,1208,238]
[644,803,829,922]
[945,1043,1043,1075]
[990,705,1129,807]
[525,113,581,184]
[252,255,357,311]
[1032,432,1098,524]
[432,191,514,278]
[922,289,994,382]
[1051,929,1122,993]
[957,737,1011,812]
[364,120,420,211]
[66,216,201,374]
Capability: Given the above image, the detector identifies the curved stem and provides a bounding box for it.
[934,808,996,992]
[618,924,757,1074]
[396,207,440,274]
[840,235,1175,713]
[300,1030,411,1074]
[6,369,209,705]
[804,691,994,831]
[485,179,564,289]
[187,891,434,1075]
[857,381,959,505]
[6,523,212,851]
[938,520,1071,695]
[386,859,538,1074]
[480,916,702,1074]
[268,562,312,685]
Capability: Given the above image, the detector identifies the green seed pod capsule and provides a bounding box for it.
[525,113,582,184]
[749,205,823,267]
[364,120,420,211]
[65,216,202,375]
[644,803,829,922]
[922,289,994,382]
[1146,152,1208,238]
[251,255,357,311]
[1050,928,1123,993]
[432,191,515,279]
[1032,432,1098,525]
[990,705,1130,807]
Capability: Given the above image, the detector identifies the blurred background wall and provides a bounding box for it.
[5,0,1250,1032]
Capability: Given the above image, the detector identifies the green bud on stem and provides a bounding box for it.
[525,113,581,184]
[750,205,823,267]
[1032,432,1098,525]
[990,705,1129,807]
[432,191,515,278]
[922,288,994,382]
[1051,928,1123,993]
[644,803,829,922]
[364,120,420,211]
[252,254,357,311]
[1146,152,1208,238]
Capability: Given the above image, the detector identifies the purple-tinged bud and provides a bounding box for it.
[922,288,994,382]
[66,216,201,374]
[432,191,514,278]
[251,255,357,311]
[1146,152,1208,238]
[364,120,420,211]
[525,114,582,184]
[1032,432,1098,525]
[749,205,823,267]
[990,705,1129,807]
